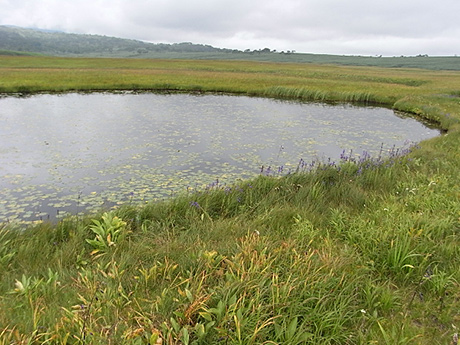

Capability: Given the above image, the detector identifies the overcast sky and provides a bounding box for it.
[1,0,459,56]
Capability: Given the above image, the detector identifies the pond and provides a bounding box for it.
[0,92,440,223]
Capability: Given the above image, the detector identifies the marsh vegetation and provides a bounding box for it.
[0,93,439,223]
[0,56,459,344]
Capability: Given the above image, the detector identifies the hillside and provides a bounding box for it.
[0,25,226,57]
[1,25,460,70]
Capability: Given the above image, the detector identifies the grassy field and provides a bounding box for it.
[0,56,459,344]
[108,52,460,71]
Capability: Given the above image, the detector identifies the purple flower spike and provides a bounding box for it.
[190,201,200,209]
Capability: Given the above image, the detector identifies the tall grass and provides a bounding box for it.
[0,56,460,344]
[1,147,459,344]
[263,86,384,104]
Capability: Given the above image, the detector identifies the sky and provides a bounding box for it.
[1,0,459,56]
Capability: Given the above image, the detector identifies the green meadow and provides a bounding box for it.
[0,56,459,344]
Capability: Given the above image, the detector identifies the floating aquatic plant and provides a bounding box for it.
[0,94,439,224]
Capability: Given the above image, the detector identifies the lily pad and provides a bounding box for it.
[0,93,440,224]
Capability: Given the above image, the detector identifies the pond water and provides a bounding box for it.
[0,92,440,223]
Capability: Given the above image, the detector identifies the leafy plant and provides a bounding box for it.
[385,234,421,280]
[273,316,314,344]
[423,266,458,311]
[86,212,128,254]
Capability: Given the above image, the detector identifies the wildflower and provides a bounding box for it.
[265,166,272,176]
[14,280,24,293]
[190,201,200,209]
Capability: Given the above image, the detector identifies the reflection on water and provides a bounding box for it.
[0,93,440,223]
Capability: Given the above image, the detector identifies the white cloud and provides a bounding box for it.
[1,0,459,55]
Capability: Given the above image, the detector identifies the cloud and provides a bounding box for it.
[1,0,459,55]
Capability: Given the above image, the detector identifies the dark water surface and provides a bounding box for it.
[0,93,440,223]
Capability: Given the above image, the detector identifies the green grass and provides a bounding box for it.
[0,56,459,344]
[121,52,460,71]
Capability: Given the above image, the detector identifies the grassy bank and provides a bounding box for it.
[0,56,459,344]
[1,56,459,128]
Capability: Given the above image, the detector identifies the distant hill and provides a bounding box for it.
[1,25,459,70]
[0,25,229,56]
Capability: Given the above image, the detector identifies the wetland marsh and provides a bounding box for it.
[0,92,439,223]
[1,56,460,343]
